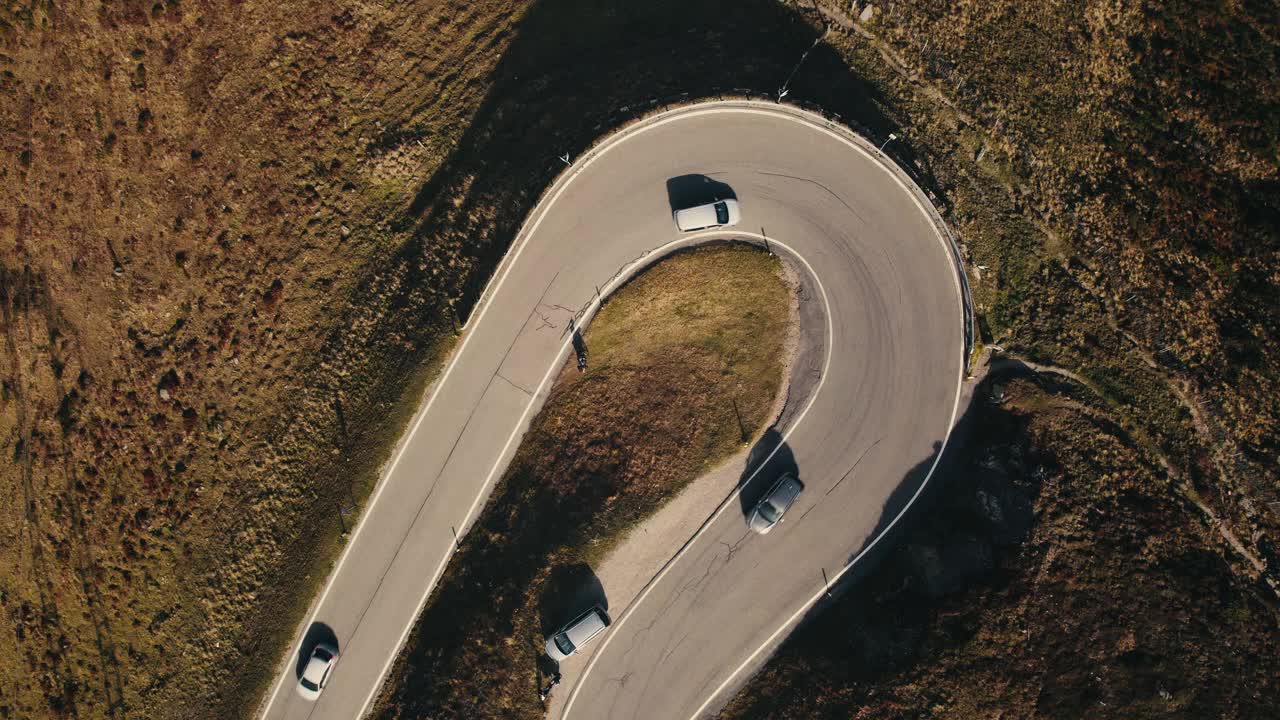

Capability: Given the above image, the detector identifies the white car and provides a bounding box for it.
[673,198,741,232]
[296,643,339,701]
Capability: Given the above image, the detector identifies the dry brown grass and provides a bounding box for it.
[4,0,1275,717]
[0,2,529,717]
[0,1,831,716]
[798,0,1279,582]
[372,244,793,720]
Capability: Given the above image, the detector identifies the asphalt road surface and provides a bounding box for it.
[257,101,965,720]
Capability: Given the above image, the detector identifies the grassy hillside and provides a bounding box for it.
[1,2,531,717]
[1,0,1275,718]
[797,0,1279,571]
[0,1,827,716]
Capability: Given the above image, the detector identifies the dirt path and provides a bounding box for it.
[987,353,1279,599]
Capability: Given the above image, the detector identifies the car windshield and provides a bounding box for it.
[300,677,319,692]
[554,632,575,656]
[313,647,332,662]
[757,500,780,524]
[714,201,729,224]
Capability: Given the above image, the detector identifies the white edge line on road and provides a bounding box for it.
[559,103,967,720]
[260,99,963,720]
[257,94,588,718]
[684,378,959,718]
[681,105,968,720]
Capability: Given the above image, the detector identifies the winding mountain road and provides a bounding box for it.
[257,100,966,720]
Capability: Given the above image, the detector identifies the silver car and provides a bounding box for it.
[748,473,804,534]
[545,605,610,662]
[296,642,339,701]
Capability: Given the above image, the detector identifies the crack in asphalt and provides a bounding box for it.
[534,300,580,336]
[531,307,557,332]
[337,271,565,658]
[495,372,535,396]
[615,547,735,719]
[718,531,750,566]
[658,632,691,666]
[826,437,883,496]
[606,545,729,718]
[679,552,722,608]
[794,504,819,525]
[757,170,867,224]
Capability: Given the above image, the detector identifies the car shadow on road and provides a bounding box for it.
[719,366,1069,717]
[538,563,609,638]
[737,427,800,522]
[294,622,340,680]
[536,563,608,678]
[665,174,737,213]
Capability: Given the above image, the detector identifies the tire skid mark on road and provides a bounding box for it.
[757,170,868,224]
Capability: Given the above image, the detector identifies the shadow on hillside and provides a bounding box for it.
[716,366,1054,719]
[666,174,737,213]
[223,1,939,718]
[799,365,1052,620]
[820,388,985,603]
[354,1,926,717]
[392,0,907,329]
